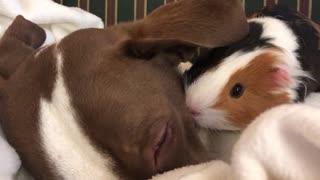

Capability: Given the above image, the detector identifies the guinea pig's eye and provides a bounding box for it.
[230,83,244,99]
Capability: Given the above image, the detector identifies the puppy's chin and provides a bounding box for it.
[194,108,240,131]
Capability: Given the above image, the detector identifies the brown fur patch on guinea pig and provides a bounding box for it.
[212,51,292,128]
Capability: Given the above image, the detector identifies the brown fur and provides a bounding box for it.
[0,15,45,79]
[0,0,249,179]
[213,51,291,128]
[138,0,248,47]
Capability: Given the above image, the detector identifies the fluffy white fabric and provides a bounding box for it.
[0,128,21,180]
[0,0,104,46]
[153,93,320,180]
[151,161,231,180]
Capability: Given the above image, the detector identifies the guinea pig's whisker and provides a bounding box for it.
[207,128,221,137]
[200,126,216,137]
[211,129,220,136]
[302,81,308,100]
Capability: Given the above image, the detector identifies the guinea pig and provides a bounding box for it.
[184,5,320,131]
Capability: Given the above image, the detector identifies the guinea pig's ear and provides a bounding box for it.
[126,0,248,61]
[269,67,293,88]
[3,15,46,49]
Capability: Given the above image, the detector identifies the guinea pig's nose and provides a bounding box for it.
[188,106,200,116]
[187,103,200,117]
[191,110,200,116]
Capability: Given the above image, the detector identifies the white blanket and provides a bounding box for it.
[0,0,104,45]
[0,0,103,179]
[153,93,320,180]
[0,127,21,180]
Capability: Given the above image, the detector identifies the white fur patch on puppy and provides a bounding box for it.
[39,52,118,180]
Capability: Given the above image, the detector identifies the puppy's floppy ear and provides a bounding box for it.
[3,15,46,49]
[0,15,46,80]
[124,39,197,62]
[126,0,248,61]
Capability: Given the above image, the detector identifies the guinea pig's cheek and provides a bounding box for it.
[212,102,250,130]
[195,108,240,130]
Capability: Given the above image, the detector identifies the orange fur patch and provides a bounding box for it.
[212,51,291,129]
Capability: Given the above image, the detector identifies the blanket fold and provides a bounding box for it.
[0,0,104,45]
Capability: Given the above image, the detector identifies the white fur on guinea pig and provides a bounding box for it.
[184,17,311,130]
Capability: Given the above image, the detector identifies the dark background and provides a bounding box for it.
[54,0,320,27]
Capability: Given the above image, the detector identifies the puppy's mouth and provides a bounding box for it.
[145,120,175,174]
[152,121,173,171]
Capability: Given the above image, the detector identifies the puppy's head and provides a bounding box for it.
[0,0,248,179]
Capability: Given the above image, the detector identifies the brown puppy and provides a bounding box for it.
[0,0,248,179]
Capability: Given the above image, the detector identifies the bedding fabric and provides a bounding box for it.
[0,0,104,46]
[55,0,320,27]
